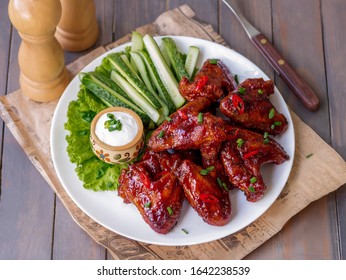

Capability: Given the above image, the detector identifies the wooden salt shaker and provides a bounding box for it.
[8,0,70,102]
[56,0,99,52]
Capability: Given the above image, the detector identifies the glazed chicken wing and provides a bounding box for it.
[147,98,233,152]
[179,59,237,102]
[220,78,288,135]
[176,159,231,226]
[118,150,185,234]
[220,128,289,202]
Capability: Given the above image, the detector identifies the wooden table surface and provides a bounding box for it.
[0,0,345,260]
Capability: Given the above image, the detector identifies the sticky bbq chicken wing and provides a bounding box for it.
[147,97,234,152]
[220,127,289,202]
[176,159,231,226]
[118,150,185,234]
[220,78,288,135]
[179,59,237,102]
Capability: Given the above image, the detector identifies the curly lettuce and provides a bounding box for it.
[64,85,128,191]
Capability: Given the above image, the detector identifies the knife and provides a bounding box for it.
[223,0,320,111]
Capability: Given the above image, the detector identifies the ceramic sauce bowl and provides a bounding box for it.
[90,107,144,164]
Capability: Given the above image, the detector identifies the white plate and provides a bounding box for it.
[51,36,295,246]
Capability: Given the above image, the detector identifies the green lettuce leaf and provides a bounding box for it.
[75,158,128,191]
[64,85,127,191]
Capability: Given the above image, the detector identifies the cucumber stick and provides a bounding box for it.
[111,70,160,123]
[161,37,189,81]
[130,52,169,117]
[131,31,144,52]
[120,54,139,77]
[107,53,162,109]
[130,31,144,75]
[91,71,133,101]
[79,72,150,125]
[130,51,170,119]
[143,34,185,109]
[130,51,156,94]
[137,50,176,114]
[185,46,200,79]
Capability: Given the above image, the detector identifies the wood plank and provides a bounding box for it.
[247,0,337,259]
[0,21,55,258]
[113,0,167,39]
[168,0,219,32]
[52,199,106,259]
[321,0,346,259]
[52,0,117,260]
[219,0,274,80]
[271,0,330,139]
[0,0,11,177]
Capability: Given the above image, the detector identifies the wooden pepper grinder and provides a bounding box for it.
[8,0,70,102]
[56,0,99,52]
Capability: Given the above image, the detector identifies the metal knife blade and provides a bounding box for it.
[222,0,320,111]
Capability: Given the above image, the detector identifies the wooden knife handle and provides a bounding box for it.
[252,34,320,111]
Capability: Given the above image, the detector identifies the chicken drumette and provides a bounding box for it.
[220,127,289,202]
[220,78,288,135]
[118,150,185,234]
[179,59,237,102]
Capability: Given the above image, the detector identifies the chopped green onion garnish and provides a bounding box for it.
[236,138,245,148]
[107,113,115,119]
[234,74,239,85]
[263,138,270,144]
[250,177,257,184]
[306,153,313,158]
[104,114,122,132]
[217,177,229,191]
[271,121,282,130]
[269,108,275,119]
[158,130,165,138]
[200,166,214,175]
[258,89,263,94]
[144,202,151,208]
[198,112,204,124]
[263,131,269,139]
[181,228,189,234]
[209,58,218,64]
[238,87,246,94]
[167,206,173,215]
[248,186,256,193]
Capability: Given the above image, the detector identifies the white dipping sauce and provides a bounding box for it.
[95,111,138,146]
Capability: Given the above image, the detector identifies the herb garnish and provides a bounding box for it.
[269,108,275,119]
[236,138,245,148]
[144,202,151,208]
[198,112,204,124]
[158,130,165,138]
[200,166,214,175]
[238,87,246,94]
[104,113,122,132]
